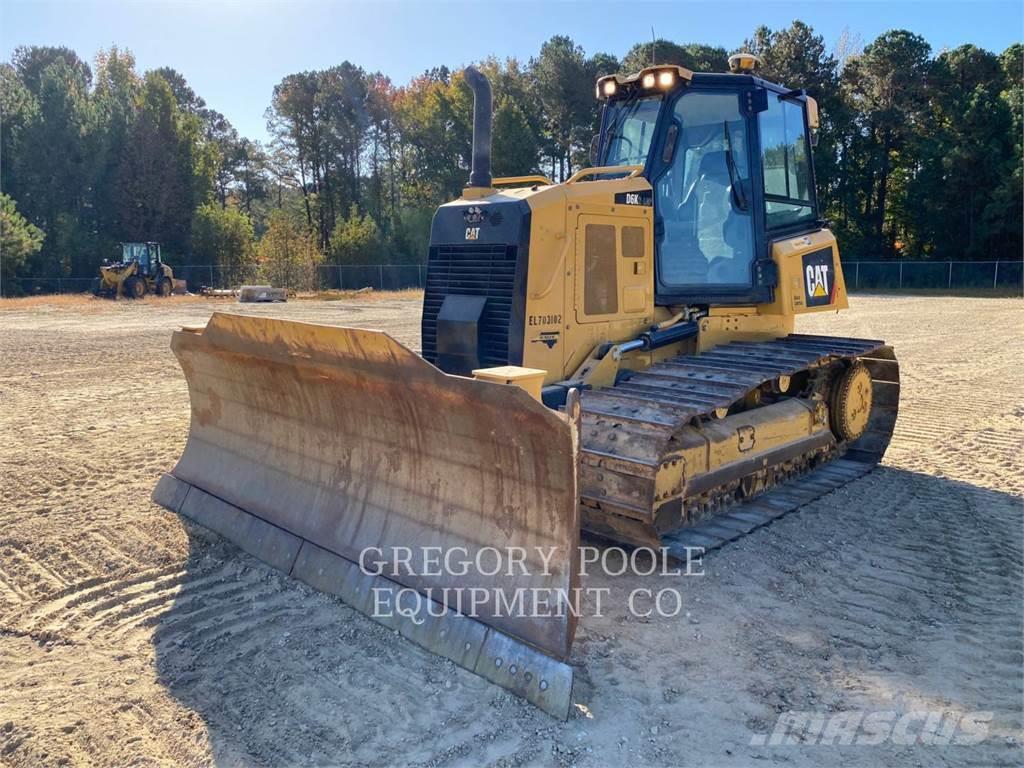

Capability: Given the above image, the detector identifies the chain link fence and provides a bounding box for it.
[6,261,1021,297]
[845,260,1022,291]
[5,276,98,295]
[314,264,425,292]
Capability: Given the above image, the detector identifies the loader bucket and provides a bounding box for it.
[153,312,580,717]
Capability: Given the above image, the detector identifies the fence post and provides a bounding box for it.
[854,262,860,289]
[208,265,214,288]
[379,265,384,291]
[57,278,62,294]
[898,262,903,289]
[948,261,953,289]
[993,261,999,289]
[418,264,423,288]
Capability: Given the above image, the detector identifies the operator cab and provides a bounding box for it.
[120,242,162,276]
[595,56,820,305]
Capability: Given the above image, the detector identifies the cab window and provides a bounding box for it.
[601,96,662,167]
[654,91,755,287]
[760,97,815,229]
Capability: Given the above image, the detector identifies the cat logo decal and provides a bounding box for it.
[802,248,835,307]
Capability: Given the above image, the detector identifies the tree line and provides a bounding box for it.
[1,23,1020,292]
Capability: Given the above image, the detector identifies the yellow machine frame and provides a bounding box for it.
[450,172,849,391]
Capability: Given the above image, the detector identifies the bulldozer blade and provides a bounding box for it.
[153,312,580,718]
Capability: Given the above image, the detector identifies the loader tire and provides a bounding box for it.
[125,277,146,299]
[157,278,172,297]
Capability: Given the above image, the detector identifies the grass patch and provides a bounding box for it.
[0,288,425,312]
[0,293,206,311]
[297,288,424,302]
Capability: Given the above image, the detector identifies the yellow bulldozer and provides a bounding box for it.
[154,56,899,717]
[93,242,174,298]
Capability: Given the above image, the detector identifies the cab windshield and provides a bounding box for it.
[123,244,145,263]
[600,95,662,167]
[122,244,156,272]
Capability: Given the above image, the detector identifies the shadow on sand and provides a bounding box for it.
[152,467,1023,765]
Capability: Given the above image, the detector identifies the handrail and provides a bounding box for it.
[492,175,555,187]
[565,165,644,184]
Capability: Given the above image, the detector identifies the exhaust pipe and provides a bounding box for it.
[464,66,492,188]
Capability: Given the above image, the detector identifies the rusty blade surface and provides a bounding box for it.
[168,312,579,659]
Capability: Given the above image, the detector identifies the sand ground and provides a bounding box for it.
[0,293,1021,767]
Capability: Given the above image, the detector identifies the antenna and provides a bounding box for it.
[651,26,657,65]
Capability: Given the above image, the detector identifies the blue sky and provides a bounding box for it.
[2,0,1021,142]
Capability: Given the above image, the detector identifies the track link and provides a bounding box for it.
[578,333,900,554]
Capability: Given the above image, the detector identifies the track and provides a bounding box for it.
[578,334,900,551]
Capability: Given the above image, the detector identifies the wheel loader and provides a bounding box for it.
[154,56,899,718]
[93,241,174,298]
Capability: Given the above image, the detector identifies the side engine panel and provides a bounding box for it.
[763,228,849,316]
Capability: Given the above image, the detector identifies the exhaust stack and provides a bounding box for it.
[463,66,493,188]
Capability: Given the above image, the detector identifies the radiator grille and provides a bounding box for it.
[421,243,518,368]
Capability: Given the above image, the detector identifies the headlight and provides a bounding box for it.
[602,80,617,97]
[658,70,675,88]
[642,73,656,89]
